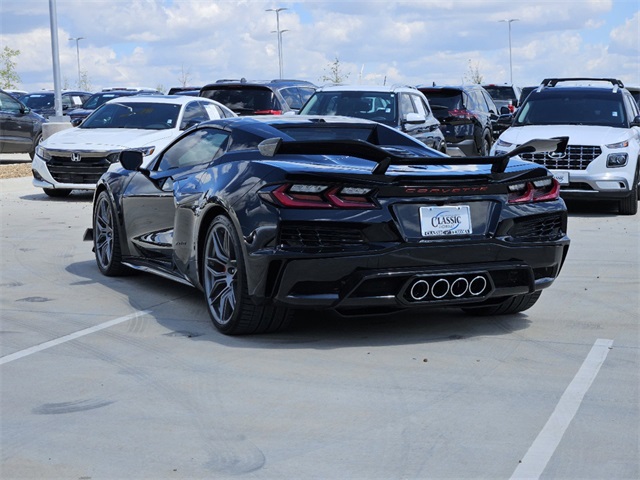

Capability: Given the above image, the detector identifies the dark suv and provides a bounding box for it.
[0,89,46,159]
[19,90,92,119]
[418,84,499,156]
[199,79,316,115]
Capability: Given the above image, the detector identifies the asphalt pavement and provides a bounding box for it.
[1,177,638,479]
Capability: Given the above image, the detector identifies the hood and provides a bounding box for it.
[42,127,178,151]
[499,125,630,146]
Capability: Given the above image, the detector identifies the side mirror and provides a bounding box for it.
[180,119,199,130]
[71,118,83,127]
[403,112,426,124]
[631,115,640,128]
[500,106,511,115]
[119,150,144,171]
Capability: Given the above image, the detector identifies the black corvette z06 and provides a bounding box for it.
[84,116,570,335]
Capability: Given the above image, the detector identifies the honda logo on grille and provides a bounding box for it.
[70,152,81,162]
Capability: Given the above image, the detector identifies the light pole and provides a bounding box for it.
[499,19,518,85]
[266,8,287,79]
[69,36,84,88]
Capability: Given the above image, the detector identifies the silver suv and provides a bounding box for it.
[298,85,446,152]
[492,78,640,215]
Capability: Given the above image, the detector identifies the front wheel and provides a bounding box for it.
[461,291,542,316]
[618,183,638,216]
[202,215,291,335]
[93,190,128,276]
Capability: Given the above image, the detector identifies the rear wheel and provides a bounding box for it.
[202,215,290,335]
[43,188,71,198]
[94,190,128,276]
[461,291,542,316]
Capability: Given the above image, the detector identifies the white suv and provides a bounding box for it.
[491,78,640,215]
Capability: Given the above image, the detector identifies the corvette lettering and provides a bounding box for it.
[404,186,489,194]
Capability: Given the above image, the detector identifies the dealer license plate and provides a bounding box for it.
[552,170,570,185]
[420,205,472,237]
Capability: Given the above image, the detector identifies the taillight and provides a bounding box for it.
[253,110,282,115]
[261,183,377,209]
[508,178,560,203]
[448,109,475,119]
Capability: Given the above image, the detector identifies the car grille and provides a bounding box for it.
[507,214,566,242]
[47,154,113,184]
[279,225,365,248]
[520,145,601,170]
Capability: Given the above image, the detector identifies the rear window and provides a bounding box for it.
[298,91,397,126]
[419,90,463,110]
[483,86,516,100]
[200,87,279,114]
[21,94,54,109]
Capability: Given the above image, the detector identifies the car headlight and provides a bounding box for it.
[607,153,628,167]
[495,138,514,149]
[138,146,156,156]
[605,139,629,149]
[35,145,52,161]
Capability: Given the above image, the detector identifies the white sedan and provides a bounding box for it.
[32,95,235,197]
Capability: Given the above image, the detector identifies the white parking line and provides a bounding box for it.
[510,338,614,480]
[0,311,150,366]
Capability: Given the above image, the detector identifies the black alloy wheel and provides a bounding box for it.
[202,215,291,335]
[93,190,128,276]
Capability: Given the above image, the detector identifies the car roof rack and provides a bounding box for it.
[541,77,625,88]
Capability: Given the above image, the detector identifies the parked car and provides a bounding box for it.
[418,84,499,156]
[32,95,235,197]
[67,89,161,125]
[482,84,522,113]
[4,89,28,99]
[491,77,640,215]
[0,89,46,159]
[84,115,570,335]
[199,78,316,115]
[626,85,640,107]
[20,90,92,118]
[297,85,446,152]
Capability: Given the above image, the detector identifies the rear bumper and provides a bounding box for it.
[248,238,570,310]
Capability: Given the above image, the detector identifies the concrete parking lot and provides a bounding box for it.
[1,176,638,479]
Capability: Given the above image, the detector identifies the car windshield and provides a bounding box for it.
[21,93,54,109]
[80,102,181,129]
[514,91,628,127]
[298,92,397,126]
[201,87,278,114]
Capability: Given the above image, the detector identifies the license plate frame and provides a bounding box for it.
[552,170,570,185]
[419,205,472,237]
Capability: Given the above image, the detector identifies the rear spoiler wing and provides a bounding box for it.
[258,137,569,175]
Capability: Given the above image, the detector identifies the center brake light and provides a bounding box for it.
[508,178,560,203]
[263,183,377,209]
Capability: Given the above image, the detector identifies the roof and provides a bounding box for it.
[315,84,418,93]
[104,95,218,106]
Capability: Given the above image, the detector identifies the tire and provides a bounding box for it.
[461,291,542,316]
[202,215,291,335]
[478,131,492,156]
[43,188,71,198]
[29,133,42,160]
[618,175,638,215]
[93,190,129,276]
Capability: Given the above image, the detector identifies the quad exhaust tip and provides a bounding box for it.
[406,274,489,302]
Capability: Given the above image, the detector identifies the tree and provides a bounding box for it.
[464,59,483,84]
[320,57,350,84]
[0,46,21,89]
[78,70,92,91]
[177,64,192,88]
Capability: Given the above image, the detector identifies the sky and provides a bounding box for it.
[1,0,639,93]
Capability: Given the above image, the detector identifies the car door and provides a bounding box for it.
[120,127,230,270]
[0,90,37,153]
[398,92,434,147]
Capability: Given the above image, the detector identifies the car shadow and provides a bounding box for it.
[20,190,94,202]
[565,199,623,217]
[67,259,533,350]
